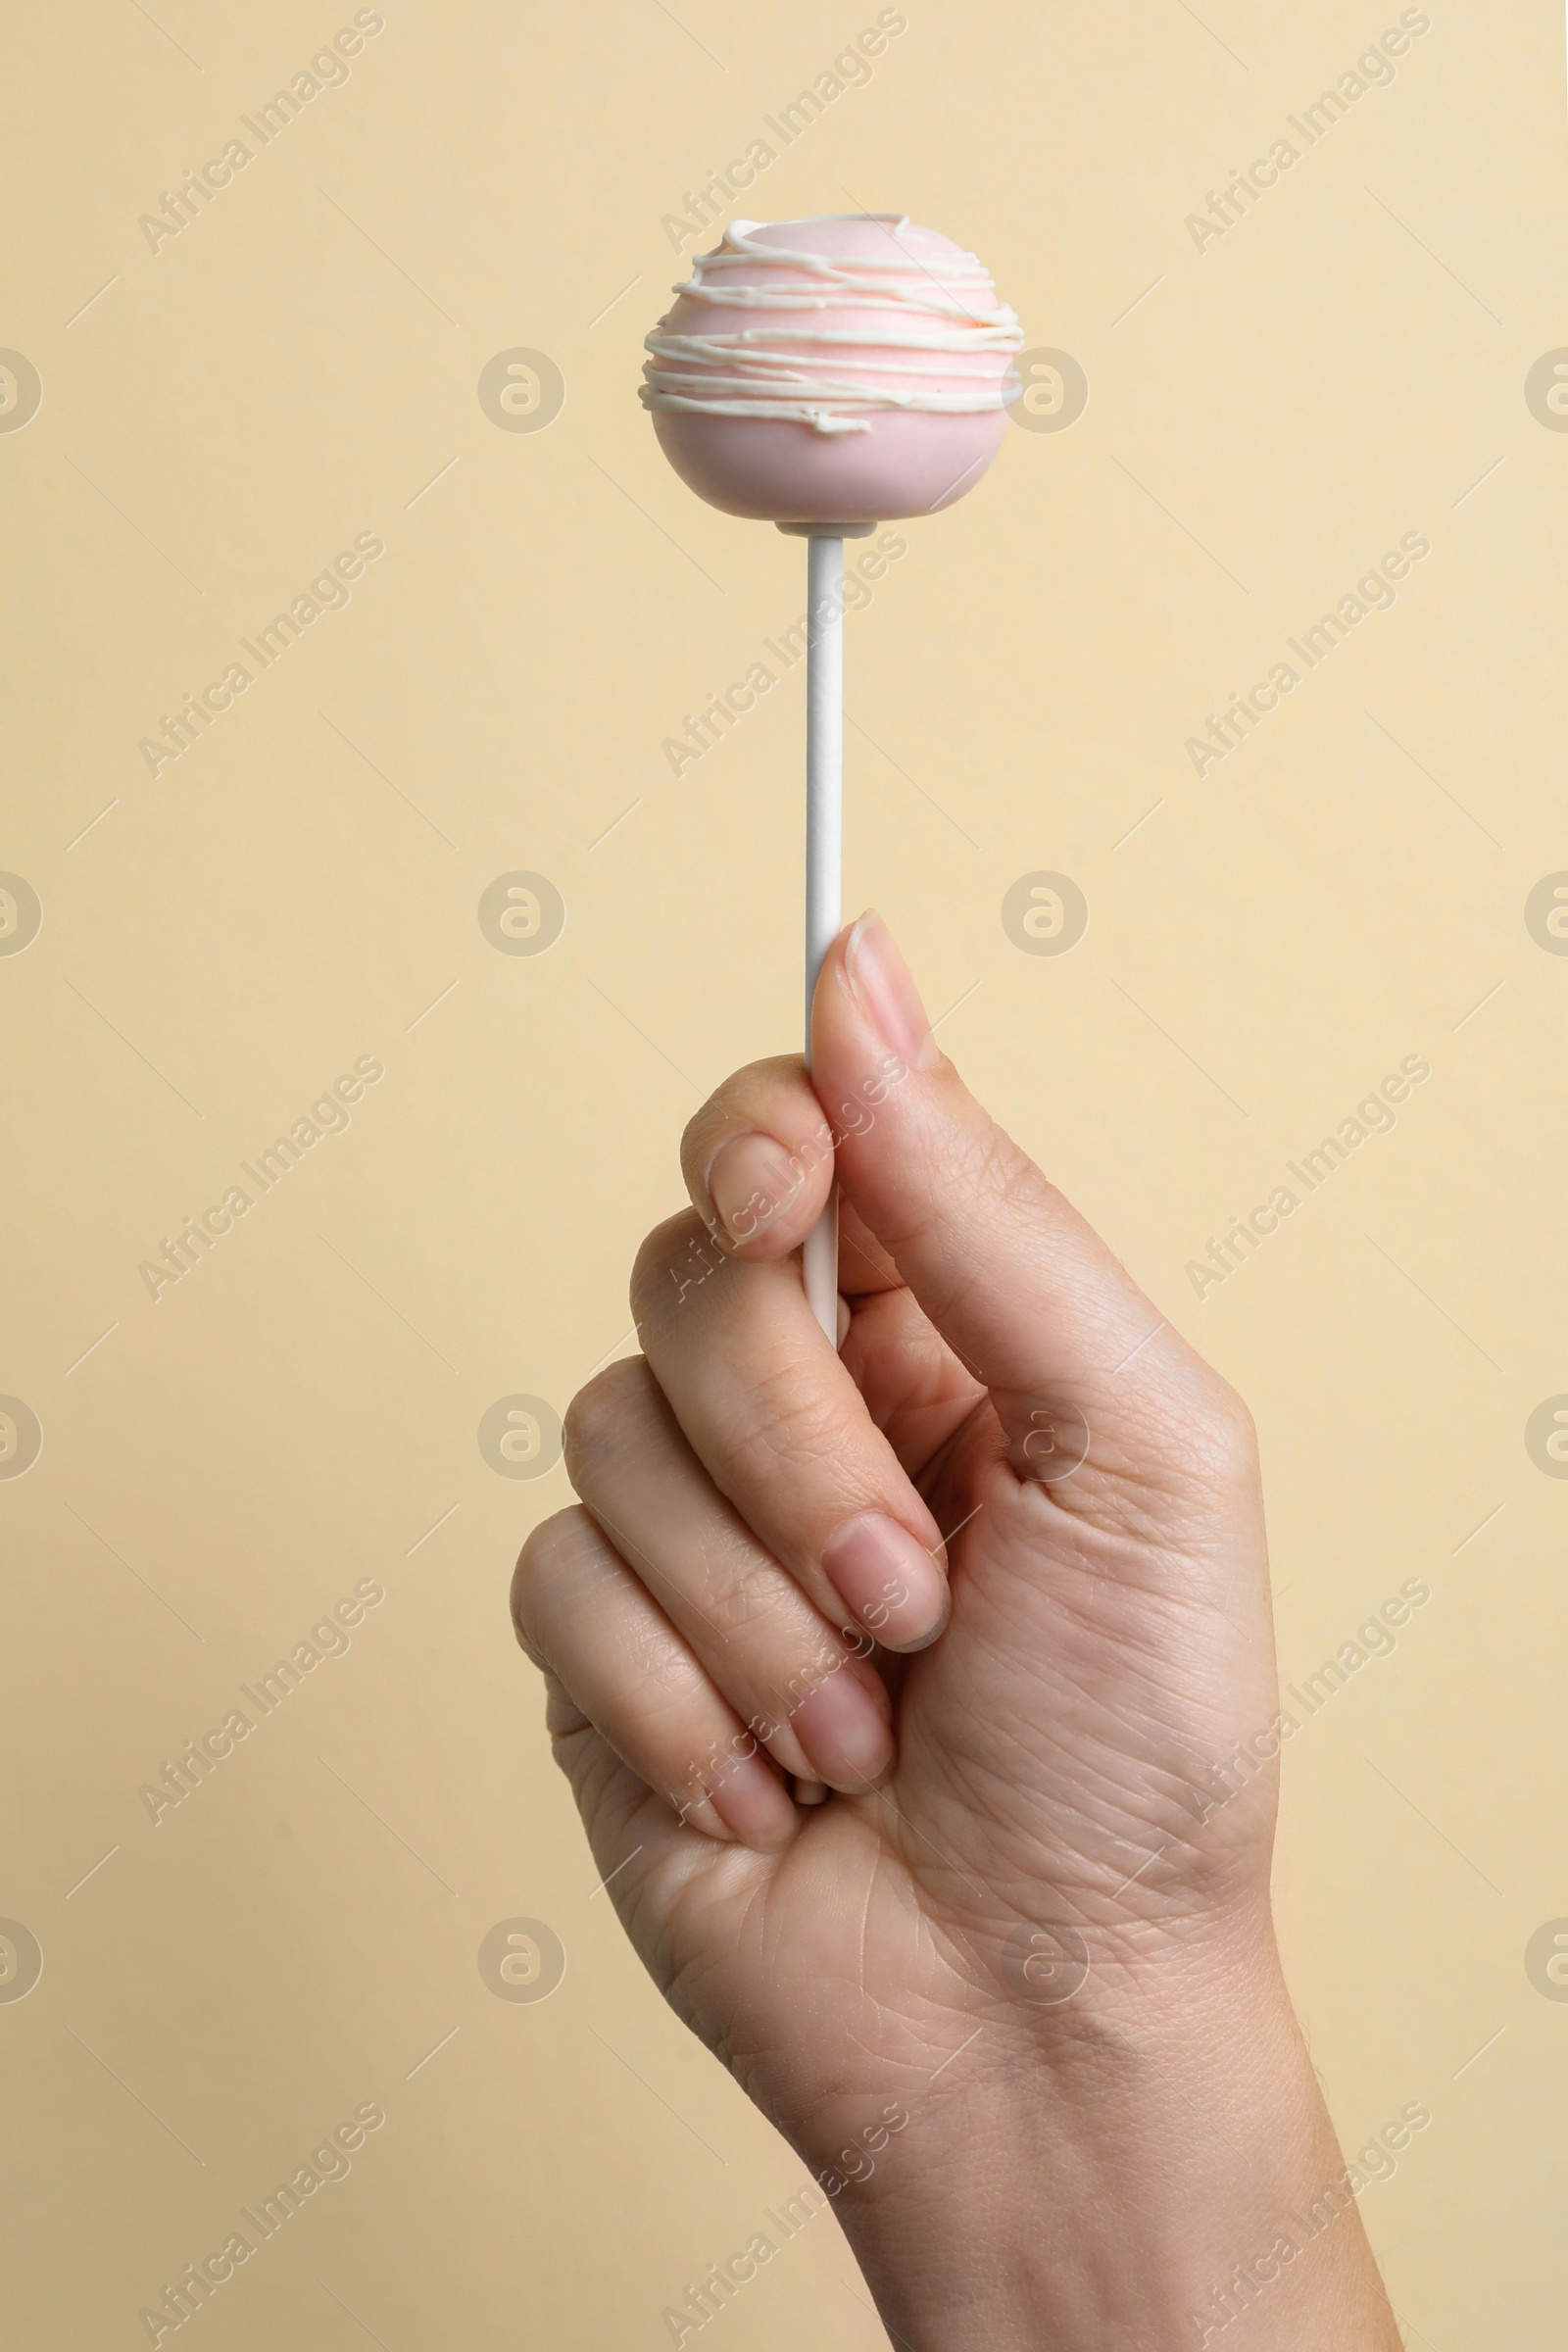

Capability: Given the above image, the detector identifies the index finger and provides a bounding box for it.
[678,1054,837,1262]
[679,1054,904,1295]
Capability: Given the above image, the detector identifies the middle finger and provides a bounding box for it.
[631,1209,952,1650]
[564,1355,896,1794]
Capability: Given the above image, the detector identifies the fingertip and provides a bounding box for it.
[681,1056,837,1258]
[790,1669,896,1794]
[672,1788,740,1843]
[815,910,942,1079]
[702,1129,830,1258]
[820,1511,950,1652]
[875,1592,952,1655]
[707,1751,802,1850]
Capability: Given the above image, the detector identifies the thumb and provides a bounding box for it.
[810,913,1235,1489]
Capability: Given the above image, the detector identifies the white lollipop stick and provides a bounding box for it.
[781,520,875,1341]
[803,530,842,1340]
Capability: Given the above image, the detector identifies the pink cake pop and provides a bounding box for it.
[639,213,1021,1367]
[641,214,1021,521]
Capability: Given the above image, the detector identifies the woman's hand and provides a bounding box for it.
[512,913,1399,2350]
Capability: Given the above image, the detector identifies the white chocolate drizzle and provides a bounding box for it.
[641,214,1023,436]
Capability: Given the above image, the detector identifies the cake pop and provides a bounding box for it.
[641,215,1021,1333]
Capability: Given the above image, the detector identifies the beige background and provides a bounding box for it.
[3,0,1565,2342]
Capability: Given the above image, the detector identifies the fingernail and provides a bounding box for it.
[844,912,941,1072]
[821,1512,949,1650]
[705,1133,804,1246]
[707,1749,799,1850]
[790,1666,894,1792]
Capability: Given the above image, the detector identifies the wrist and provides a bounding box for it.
[827,1924,1397,2352]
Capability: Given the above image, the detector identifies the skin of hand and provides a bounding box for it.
[512,913,1401,2350]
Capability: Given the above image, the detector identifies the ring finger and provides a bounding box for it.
[513,1506,799,1849]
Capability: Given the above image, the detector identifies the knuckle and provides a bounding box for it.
[639,1628,710,1707]
[681,1056,807,1166]
[1184,1370,1259,1485]
[1208,1378,1259,1465]
[658,1509,790,1644]
[511,1505,607,1655]
[944,1111,1043,1220]
[976,1114,1047,1209]
[541,1671,589,1744]
[562,1355,660,1482]
[724,1360,847,1481]
[630,1208,715,1324]
[707,1550,798,1645]
[667,1514,838,1666]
